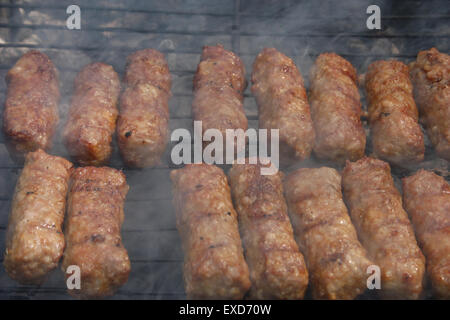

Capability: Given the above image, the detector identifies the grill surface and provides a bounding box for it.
[0,0,448,299]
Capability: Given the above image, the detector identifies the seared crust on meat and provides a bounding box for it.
[3,51,60,158]
[365,60,424,165]
[309,53,365,163]
[284,167,372,299]
[252,48,315,162]
[409,48,450,161]
[342,157,425,299]
[228,160,308,299]
[402,170,450,299]
[62,167,130,299]
[192,44,248,152]
[4,149,72,284]
[117,49,171,167]
[63,62,120,166]
[171,164,251,299]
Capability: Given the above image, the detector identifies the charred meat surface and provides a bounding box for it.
[342,157,425,299]
[309,53,365,164]
[192,44,248,153]
[171,164,251,299]
[365,60,424,165]
[62,166,130,299]
[228,160,309,299]
[4,149,72,284]
[284,167,372,299]
[3,50,60,158]
[63,62,120,166]
[402,170,450,299]
[409,48,450,161]
[117,49,171,168]
[252,48,315,162]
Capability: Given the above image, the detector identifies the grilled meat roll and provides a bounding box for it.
[228,160,309,299]
[192,44,248,154]
[171,164,251,299]
[284,167,372,299]
[4,149,72,284]
[63,62,120,166]
[402,170,450,299]
[3,51,60,159]
[409,48,450,161]
[365,60,424,165]
[251,48,315,162]
[342,157,425,299]
[62,167,130,299]
[309,53,365,164]
[117,49,171,167]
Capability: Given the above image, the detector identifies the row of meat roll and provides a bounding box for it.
[171,158,450,299]
[4,47,448,168]
[251,47,449,165]
[3,49,171,168]
[3,149,130,299]
[5,151,447,300]
[64,49,171,168]
[197,45,448,165]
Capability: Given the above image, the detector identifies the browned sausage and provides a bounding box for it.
[62,167,130,299]
[402,170,450,299]
[117,49,171,167]
[309,53,366,163]
[192,44,248,155]
[63,62,120,166]
[170,164,251,299]
[3,51,60,159]
[342,157,425,299]
[284,167,372,299]
[409,48,450,161]
[4,149,72,284]
[228,160,309,299]
[365,60,424,165]
[252,48,315,162]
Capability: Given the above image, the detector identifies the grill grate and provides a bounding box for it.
[0,0,448,299]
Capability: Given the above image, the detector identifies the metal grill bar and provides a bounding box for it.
[3,1,449,18]
[1,3,235,17]
[0,44,429,57]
